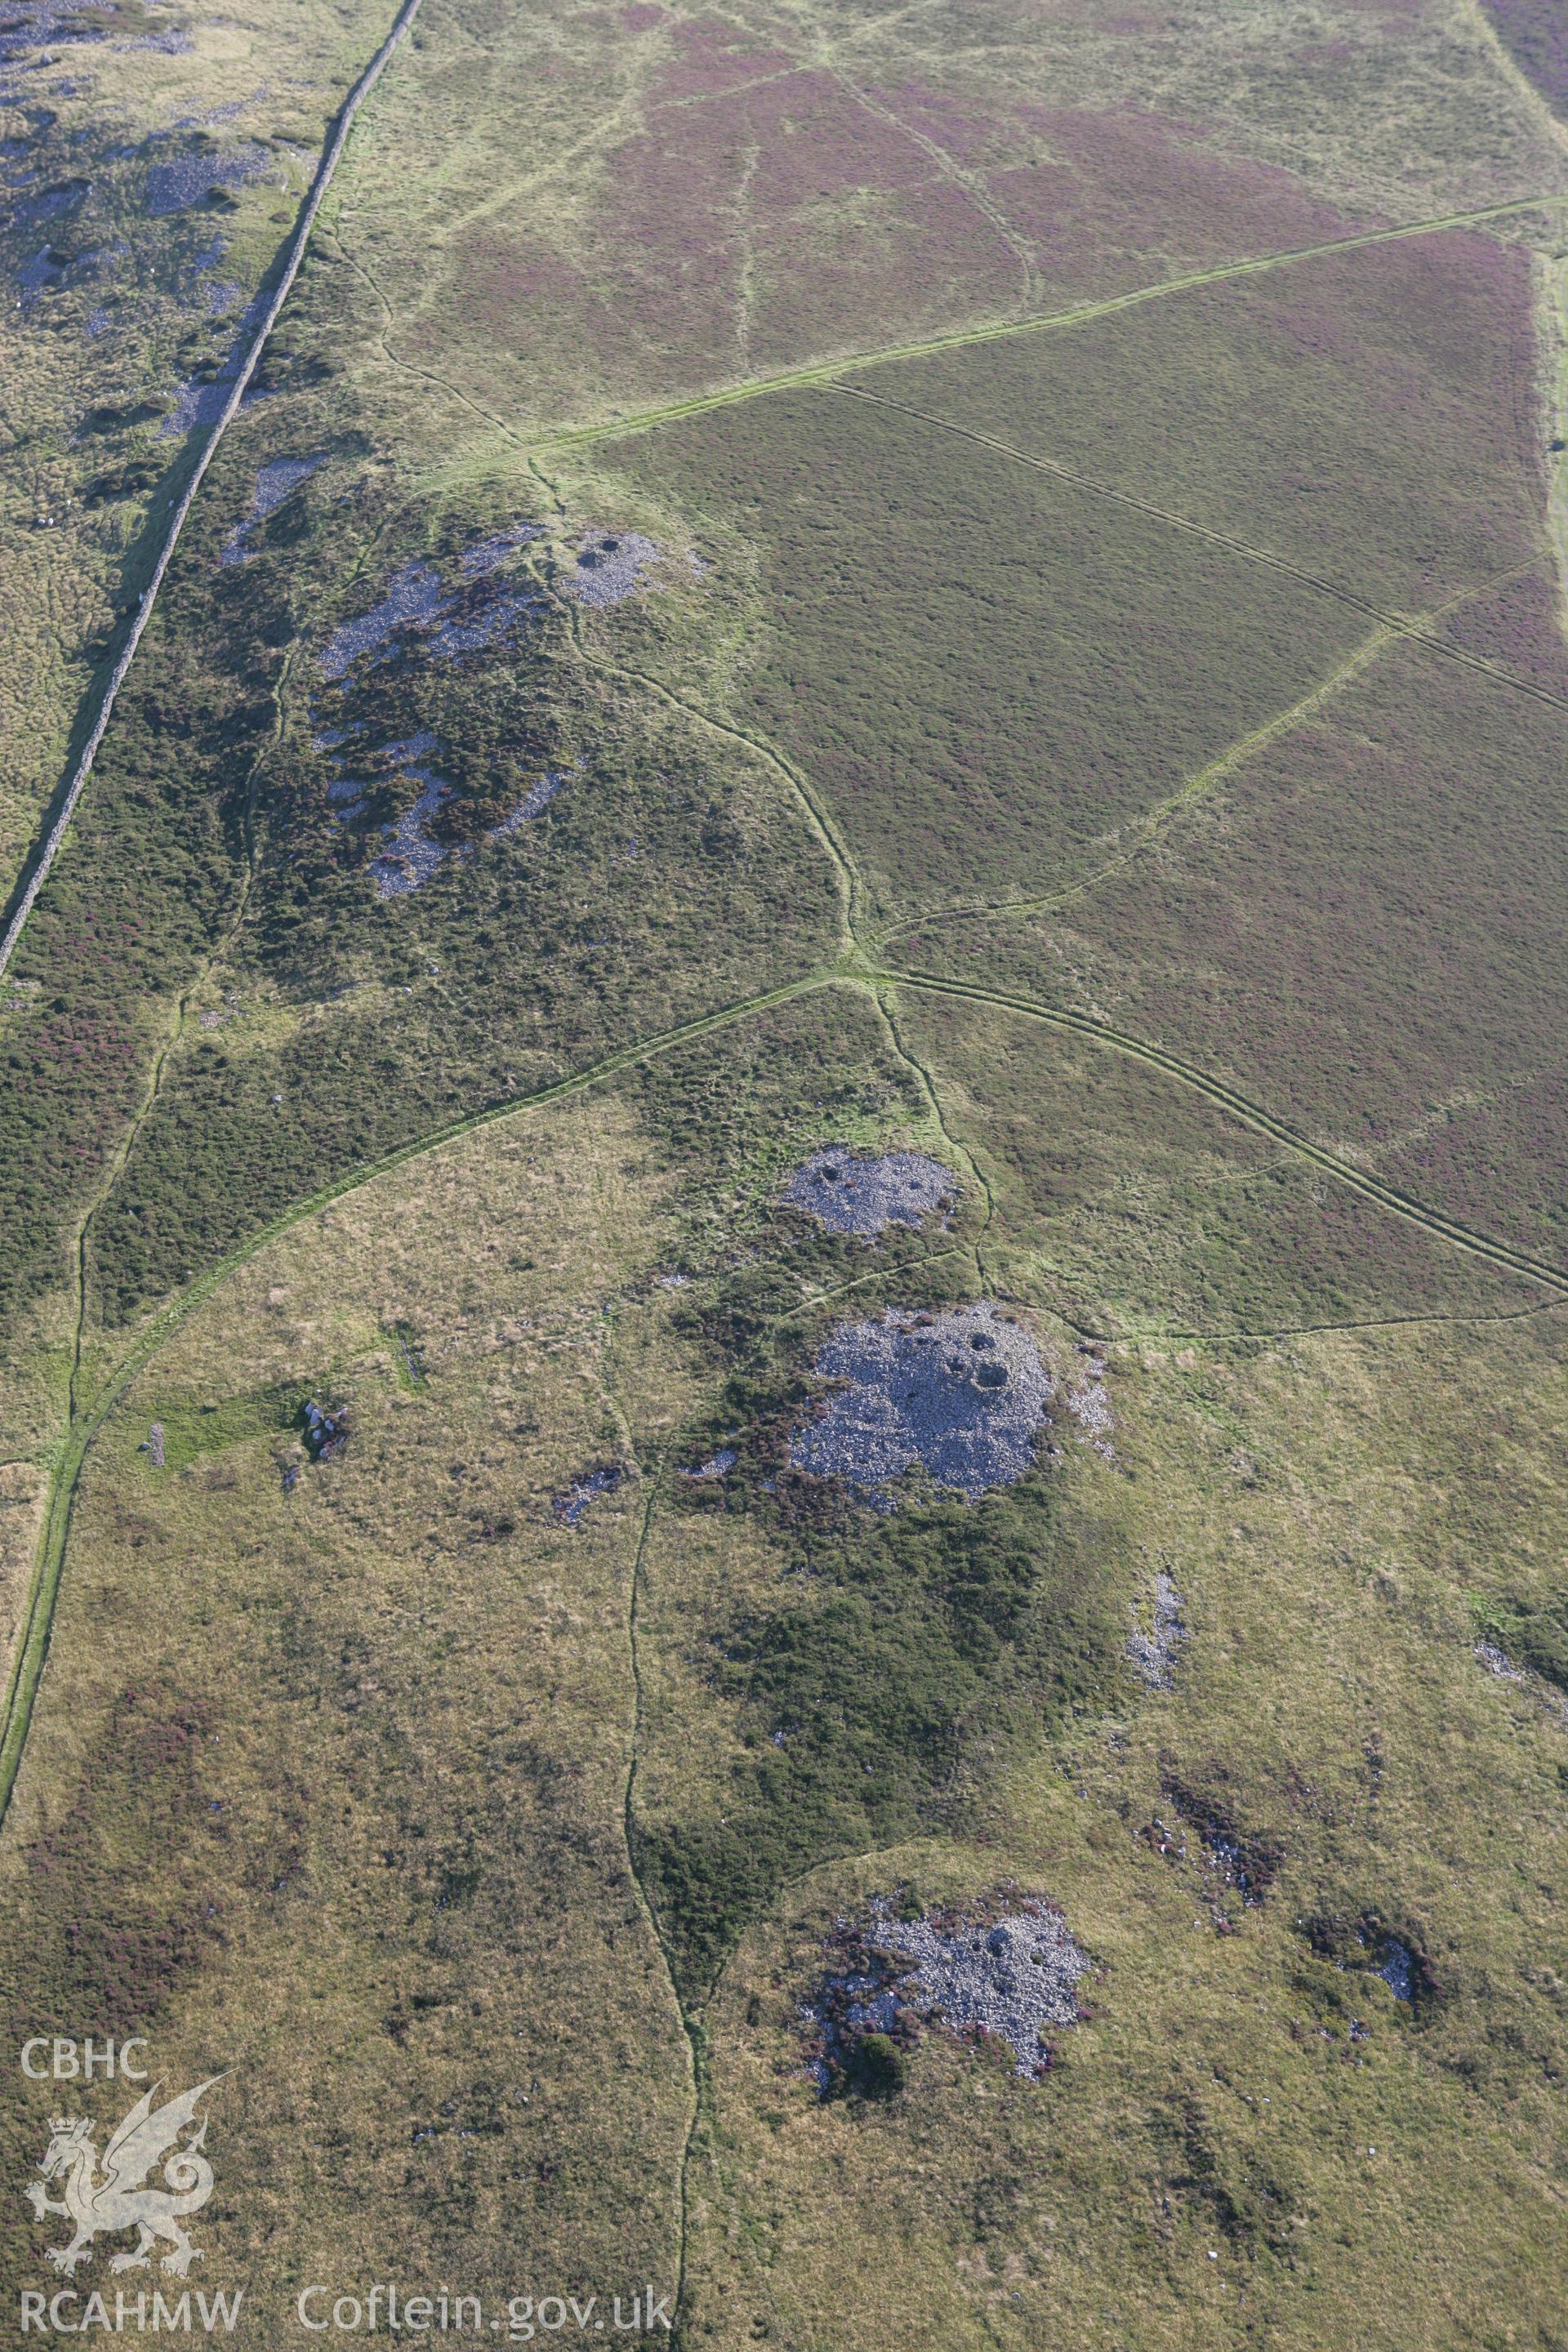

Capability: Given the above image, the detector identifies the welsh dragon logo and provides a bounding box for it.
[24,2076,225,2278]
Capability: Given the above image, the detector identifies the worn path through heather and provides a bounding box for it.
[523,191,1568,457]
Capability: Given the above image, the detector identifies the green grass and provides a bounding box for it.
[871,987,1552,1338]
[0,1102,696,2325]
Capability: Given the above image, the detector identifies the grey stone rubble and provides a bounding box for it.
[11,176,86,231]
[159,374,216,439]
[1201,1829,1263,1904]
[301,1401,347,1460]
[220,451,324,564]
[782,1145,956,1236]
[0,1,103,93]
[1066,1350,1115,1460]
[252,452,327,517]
[1128,1570,1187,1690]
[683,1448,737,1481]
[16,244,62,296]
[428,581,542,661]
[377,730,439,765]
[322,728,435,824]
[119,25,193,51]
[319,524,544,680]
[319,560,448,679]
[323,728,564,895]
[461,521,540,576]
[1374,1938,1416,2002]
[142,1422,165,1469]
[880,1905,1091,2074]
[1474,1639,1568,1724]
[806,1896,1090,2090]
[553,1465,622,1526]
[568,528,662,608]
[428,523,545,656]
[370,766,452,899]
[488,770,564,835]
[159,283,269,439]
[790,1302,1052,1503]
[0,0,430,989]
[172,82,271,128]
[143,142,272,217]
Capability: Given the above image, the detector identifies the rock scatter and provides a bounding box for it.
[1066,1348,1115,1460]
[1128,1570,1187,1689]
[319,525,543,682]
[158,283,269,439]
[322,722,565,896]
[790,1303,1051,1503]
[301,1401,347,1460]
[220,451,323,564]
[487,770,564,835]
[683,1448,737,1481]
[143,142,272,216]
[319,561,449,681]
[806,1895,1090,2091]
[782,1145,956,1236]
[371,772,450,898]
[568,528,662,608]
[1372,1936,1417,2002]
[553,1465,623,1526]
[1474,1637,1568,1725]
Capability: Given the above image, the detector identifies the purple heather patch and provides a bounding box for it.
[1481,0,1568,112]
